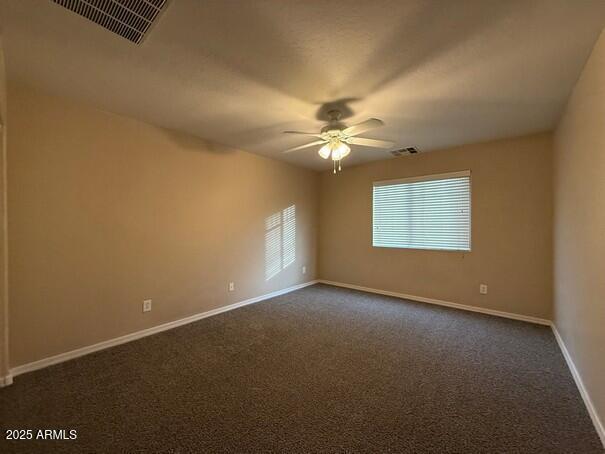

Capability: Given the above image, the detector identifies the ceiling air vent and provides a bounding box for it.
[51,0,169,44]
[390,146,420,157]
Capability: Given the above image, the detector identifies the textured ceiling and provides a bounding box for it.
[1,0,604,170]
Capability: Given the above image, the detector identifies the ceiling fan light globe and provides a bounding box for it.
[332,142,350,161]
[318,143,331,159]
[339,143,351,159]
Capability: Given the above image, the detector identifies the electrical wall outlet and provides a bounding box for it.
[479,284,488,295]
[302,266,307,275]
[143,299,152,312]
[229,282,235,292]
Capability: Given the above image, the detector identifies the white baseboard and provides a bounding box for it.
[0,373,12,387]
[318,280,551,325]
[9,280,318,379]
[551,325,605,447]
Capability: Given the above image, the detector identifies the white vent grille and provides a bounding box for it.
[52,0,168,44]
[390,146,420,157]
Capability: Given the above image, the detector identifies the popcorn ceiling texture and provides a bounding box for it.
[2,0,605,170]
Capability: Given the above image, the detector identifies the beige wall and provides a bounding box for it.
[7,83,318,367]
[554,29,605,433]
[319,133,553,319]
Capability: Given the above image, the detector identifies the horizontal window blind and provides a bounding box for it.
[373,171,471,251]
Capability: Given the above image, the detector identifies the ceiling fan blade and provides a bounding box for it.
[342,118,384,136]
[283,131,324,138]
[347,137,395,149]
[282,139,326,153]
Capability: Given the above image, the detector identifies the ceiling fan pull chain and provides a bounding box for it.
[333,160,336,174]
[338,160,342,172]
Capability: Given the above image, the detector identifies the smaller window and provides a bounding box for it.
[373,171,471,251]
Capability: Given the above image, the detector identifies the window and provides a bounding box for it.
[373,171,471,251]
[265,205,296,280]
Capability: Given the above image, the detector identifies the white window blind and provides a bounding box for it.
[373,171,471,251]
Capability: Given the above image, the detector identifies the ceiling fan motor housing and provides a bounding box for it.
[321,124,346,135]
[321,110,346,134]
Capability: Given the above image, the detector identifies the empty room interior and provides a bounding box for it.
[0,0,604,452]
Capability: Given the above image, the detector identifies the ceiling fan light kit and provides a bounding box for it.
[318,138,351,173]
[283,109,395,174]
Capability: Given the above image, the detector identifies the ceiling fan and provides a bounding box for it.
[283,110,395,173]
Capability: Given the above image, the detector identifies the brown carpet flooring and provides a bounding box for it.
[0,284,602,453]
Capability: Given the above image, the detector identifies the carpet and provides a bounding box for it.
[1,284,602,453]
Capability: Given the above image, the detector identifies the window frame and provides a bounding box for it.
[372,170,472,252]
